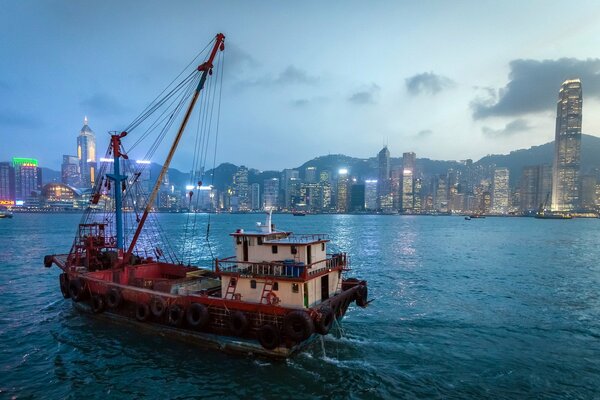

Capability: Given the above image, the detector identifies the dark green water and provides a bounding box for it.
[1,213,599,399]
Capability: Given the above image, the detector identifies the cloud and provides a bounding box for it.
[348,83,380,105]
[224,42,258,79]
[405,72,455,95]
[237,65,318,88]
[472,58,600,119]
[416,129,433,138]
[290,96,328,107]
[80,93,128,116]
[482,119,532,138]
[0,110,42,128]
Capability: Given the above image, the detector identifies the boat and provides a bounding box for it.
[0,211,13,219]
[43,33,368,358]
[534,193,573,219]
[468,214,485,219]
[292,211,306,216]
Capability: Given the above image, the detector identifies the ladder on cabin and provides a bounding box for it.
[260,278,275,304]
[225,276,238,300]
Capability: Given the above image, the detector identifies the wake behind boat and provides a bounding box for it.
[43,33,368,358]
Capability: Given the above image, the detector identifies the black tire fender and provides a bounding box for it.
[186,303,209,329]
[284,310,314,342]
[315,306,334,335]
[167,304,185,327]
[59,273,70,299]
[258,324,281,350]
[91,294,104,314]
[150,296,166,317]
[228,310,249,336]
[68,278,86,302]
[106,287,122,309]
[136,303,150,322]
[356,285,368,307]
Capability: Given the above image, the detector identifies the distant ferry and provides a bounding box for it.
[535,211,573,220]
[292,211,307,216]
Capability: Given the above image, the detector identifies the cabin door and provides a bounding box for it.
[307,245,312,264]
[321,274,329,301]
[243,239,249,262]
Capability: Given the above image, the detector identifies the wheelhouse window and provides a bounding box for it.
[292,283,299,293]
[257,237,263,245]
[236,236,242,245]
[272,245,278,254]
[273,282,279,291]
[321,243,325,251]
[291,245,297,254]
[250,280,256,289]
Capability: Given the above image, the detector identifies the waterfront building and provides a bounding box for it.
[77,116,97,188]
[250,183,260,211]
[319,170,330,183]
[364,180,378,211]
[319,180,332,211]
[305,166,317,183]
[519,165,552,212]
[263,178,279,210]
[350,183,365,212]
[336,169,350,213]
[434,175,448,212]
[492,167,510,214]
[0,162,15,204]
[413,178,422,212]
[281,169,299,209]
[41,183,84,209]
[390,166,402,211]
[581,175,598,211]
[377,146,391,210]
[232,166,250,211]
[61,155,80,187]
[12,157,42,204]
[552,79,582,211]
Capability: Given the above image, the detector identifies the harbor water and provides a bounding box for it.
[1,213,599,399]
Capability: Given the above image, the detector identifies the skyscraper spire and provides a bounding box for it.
[84,116,88,126]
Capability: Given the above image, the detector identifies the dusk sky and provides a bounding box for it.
[2,1,600,171]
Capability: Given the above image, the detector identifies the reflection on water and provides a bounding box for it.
[0,213,599,398]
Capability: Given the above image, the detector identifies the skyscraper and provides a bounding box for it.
[61,155,80,187]
[250,183,261,211]
[232,166,249,211]
[336,169,350,213]
[12,158,41,203]
[0,162,15,204]
[77,116,97,188]
[364,180,378,210]
[492,167,509,214]
[519,165,552,212]
[552,79,582,211]
[377,146,391,211]
[401,152,416,212]
[304,166,317,183]
[263,178,279,210]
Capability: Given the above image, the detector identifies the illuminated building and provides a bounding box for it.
[281,169,299,209]
[492,167,509,214]
[77,116,97,188]
[250,183,261,211]
[519,165,552,212]
[581,175,597,211]
[41,183,83,209]
[390,166,402,210]
[263,178,279,210]
[364,180,378,211]
[305,166,317,183]
[377,146,391,211]
[336,168,349,213]
[12,157,42,204]
[233,166,250,211]
[0,162,15,203]
[552,79,582,211]
[61,155,80,187]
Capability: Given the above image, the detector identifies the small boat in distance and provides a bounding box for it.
[534,193,573,219]
[292,211,306,216]
[0,211,13,219]
[469,214,485,219]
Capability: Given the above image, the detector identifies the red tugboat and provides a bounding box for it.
[43,33,368,358]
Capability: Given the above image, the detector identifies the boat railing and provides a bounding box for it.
[263,233,329,244]
[216,253,346,279]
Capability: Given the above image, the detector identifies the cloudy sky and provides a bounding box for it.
[1,1,600,171]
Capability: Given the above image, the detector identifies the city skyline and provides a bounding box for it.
[2,2,600,171]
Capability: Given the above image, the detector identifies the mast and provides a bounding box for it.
[124,33,225,262]
[106,131,128,252]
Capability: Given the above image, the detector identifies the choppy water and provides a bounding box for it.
[1,213,599,399]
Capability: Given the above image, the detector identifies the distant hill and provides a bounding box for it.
[41,134,600,189]
[475,134,600,185]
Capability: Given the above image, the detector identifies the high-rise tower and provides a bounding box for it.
[377,146,391,210]
[77,116,97,188]
[551,79,582,211]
